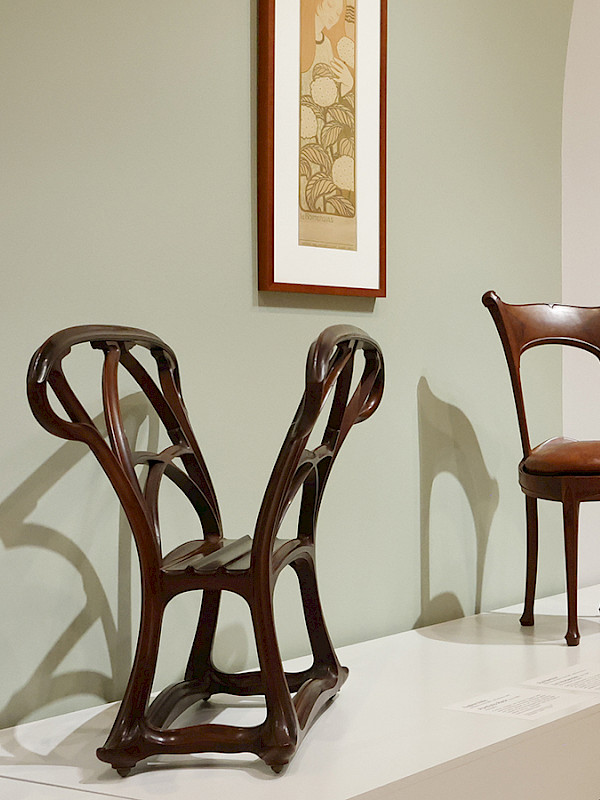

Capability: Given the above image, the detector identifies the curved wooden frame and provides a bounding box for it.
[483,290,600,646]
[27,324,384,773]
[257,0,387,296]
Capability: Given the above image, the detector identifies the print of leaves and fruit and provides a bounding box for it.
[300,63,355,218]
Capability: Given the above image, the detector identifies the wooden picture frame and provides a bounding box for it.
[258,0,387,297]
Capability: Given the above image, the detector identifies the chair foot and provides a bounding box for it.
[259,740,295,773]
[97,747,138,776]
[565,629,580,646]
[116,767,132,777]
[520,611,534,627]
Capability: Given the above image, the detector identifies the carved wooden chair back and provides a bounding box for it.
[483,291,600,458]
[27,324,384,773]
[253,325,384,565]
[28,326,222,579]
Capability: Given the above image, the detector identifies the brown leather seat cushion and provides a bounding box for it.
[524,437,600,475]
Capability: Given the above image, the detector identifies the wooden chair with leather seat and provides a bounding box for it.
[27,323,384,773]
[483,290,600,646]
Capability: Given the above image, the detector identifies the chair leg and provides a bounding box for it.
[250,593,299,772]
[184,589,222,695]
[562,495,580,646]
[97,595,165,773]
[292,555,347,680]
[520,495,538,627]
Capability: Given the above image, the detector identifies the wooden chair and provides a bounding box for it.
[27,324,384,773]
[483,290,600,646]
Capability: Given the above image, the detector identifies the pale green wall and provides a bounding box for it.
[0,0,572,728]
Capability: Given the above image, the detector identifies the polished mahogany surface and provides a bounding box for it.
[27,324,384,774]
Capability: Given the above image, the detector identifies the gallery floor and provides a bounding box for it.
[2,587,600,800]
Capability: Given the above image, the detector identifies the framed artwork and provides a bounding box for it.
[258,0,387,297]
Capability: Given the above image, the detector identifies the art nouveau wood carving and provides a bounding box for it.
[27,324,384,772]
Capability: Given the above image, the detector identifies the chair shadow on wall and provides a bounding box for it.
[414,377,499,629]
[1,392,251,736]
[0,394,155,730]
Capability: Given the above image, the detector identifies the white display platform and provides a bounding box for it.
[2,587,600,800]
